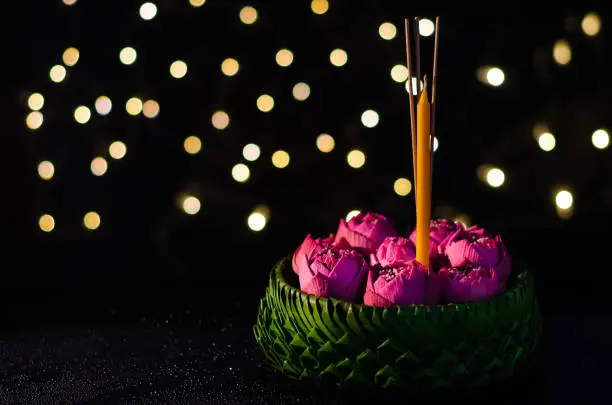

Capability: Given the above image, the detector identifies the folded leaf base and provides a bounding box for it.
[253,256,541,395]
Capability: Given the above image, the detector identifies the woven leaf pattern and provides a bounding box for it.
[253,257,541,393]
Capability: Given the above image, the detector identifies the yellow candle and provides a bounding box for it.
[415,88,431,271]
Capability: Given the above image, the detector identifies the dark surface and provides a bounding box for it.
[0,310,609,405]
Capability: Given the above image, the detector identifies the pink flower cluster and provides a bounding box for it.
[292,212,511,306]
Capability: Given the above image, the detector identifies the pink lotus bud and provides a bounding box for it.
[444,234,511,283]
[438,265,502,303]
[292,234,333,274]
[409,218,465,258]
[375,237,416,267]
[363,260,439,307]
[295,245,369,303]
[334,212,396,254]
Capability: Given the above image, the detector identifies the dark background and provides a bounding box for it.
[0,1,611,402]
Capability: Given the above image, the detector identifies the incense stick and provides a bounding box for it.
[430,17,440,195]
[404,18,418,202]
[413,17,422,98]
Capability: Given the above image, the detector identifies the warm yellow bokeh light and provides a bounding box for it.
[182,196,201,215]
[184,135,202,154]
[211,110,229,130]
[316,134,335,153]
[486,167,505,188]
[126,97,143,116]
[582,12,601,36]
[39,214,55,232]
[555,190,573,210]
[232,163,250,183]
[391,64,408,82]
[63,0,78,5]
[142,100,160,118]
[95,96,112,116]
[247,212,267,232]
[90,157,108,176]
[419,18,435,37]
[553,40,571,65]
[329,48,348,67]
[311,0,329,15]
[292,82,310,101]
[189,0,206,7]
[139,2,157,20]
[591,129,609,149]
[433,136,439,152]
[119,47,137,65]
[239,6,257,24]
[74,105,91,124]
[38,161,55,180]
[405,77,423,95]
[537,132,556,152]
[243,143,261,161]
[62,47,80,66]
[275,49,294,67]
[221,58,240,76]
[394,178,412,196]
[170,60,188,79]
[361,109,379,128]
[379,22,397,40]
[49,65,67,83]
[109,141,127,159]
[83,211,101,230]
[256,94,274,112]
[346,210,361,221]
[486,67,505,86]
[347,150,366,169]
[271,150,290,168]
[28,93,44,111]
[26,111,44,130]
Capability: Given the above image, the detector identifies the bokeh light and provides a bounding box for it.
[95,96,112,115]
[419,18,435,37]
[316,134,335,153]
[119,47,137,65]
[189,0,206,7]
[38,161,55,180]
[256,94,274,112]
[581,12,601,36]
[553,40,571,65]
[49,65,67,83]
[243,143,261,161]
[63,0,77,5]
[592,129,610,149]
[211,111,229,129]
[247,212,267,232]
[182,196,201,215]
[347,149,366,168]
[433,136,439,152]
[39,214,55,232]
[108,141,127,159]
[346,210,360,221]
[311,0,329,15]
[221,58,239,76]
[271,150,290,168]
[486,167,505,188]
[90,157,108,176]
[537,132,556,152]
[405,77,423,95]
[361,109,379,128]
[555,190,573,210]
[329,48,348,67]
[485,67,505,86]
[74,105,91,124]
[142,100,160,118]
[27,93,44,111]
[184,135,202,154]
[391,64,408,82]
[394,178,412,196]
[170,60,188,78]
[231,163,250,183]
[83,212,101,230]
[126,97,143,115]
[292,82,310,101]
[139,2,157,20]
[379,22,397,40]
[26,111,43,130]
[239,6,257,24]
[275,49,294,67]
[62,47,80,66]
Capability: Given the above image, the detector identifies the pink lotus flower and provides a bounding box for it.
[444,234,511,283]
[295,245,369,302]
[438,266,502,303]
[363,260,439,306]
[292,234,333,274]
[334,212,397,254]
[409,219,465,258]
[374,236,416,267]
[465,224,488,238]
